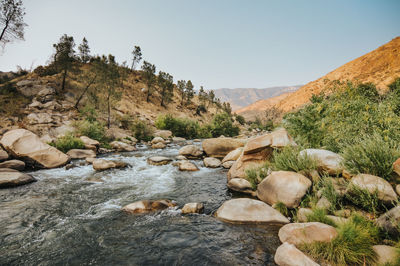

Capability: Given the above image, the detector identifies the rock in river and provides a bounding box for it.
[92,159,127,171]
[66,149,96,159]
[0,171,36,188]
[278,222,337,245]
[202,138,245,158]
[215,198,289,224]
[0,159,25,171]
[178,161,199,171]
[181,203,204,214]
[147,156,173,166]
[203,157,221,168]
[274,242,319,266]
[122,199,177,214]
[179,145,203,159]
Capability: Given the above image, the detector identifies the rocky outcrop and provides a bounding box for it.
[243,128,296,155]
[0,160,25,171]
[299,149,344,175]
[372,245,398,265]
[179,145,203,159]
[215,198,289,224]
[178,161,199,171]
[274,242,319,266]
[227,178,255,196]
[147,156,172,166]
[257,171,311,208]
[0,129,69,168]
[110,141,136,152]
[222,147,243,163]
[202,138,245,158]
[181,203,204,214]
[106,127,137,143]
[154,130,172,139]
[376,206,400,236]
[66,149,96,159]
[122,199,177,214]
[348,174,397,203]
[278,222,337,245]
[0,171,36,188]
[203,157,221,168]
[92,159,127,171]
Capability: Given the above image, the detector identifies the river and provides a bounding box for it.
[0,143,280,265]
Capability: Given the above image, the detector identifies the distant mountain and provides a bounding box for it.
[213,85,302,111]
[274,37,400,113]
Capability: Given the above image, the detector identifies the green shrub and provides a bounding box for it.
[245,167,263,189]
[234,114,246,125]
[155,114,200,139]
[345,185,383,215]
[75,120,106,142]
[210,112,239,137]
[317,177,343,212]
[131,120,153,141]
[342,134,400,180]
[79,104,98,122]
[306,208,336,227]
[300,214,379,265]
[51,134,85,153]
[269,146,318,176]
[273,201,288,216]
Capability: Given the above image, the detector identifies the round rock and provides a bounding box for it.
[147,156,173,166]
[203,157,221,168]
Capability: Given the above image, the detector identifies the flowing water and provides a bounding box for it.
[0,143,281,265]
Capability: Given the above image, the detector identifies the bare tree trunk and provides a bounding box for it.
[107,92,111,129]
[146,86,150,102]
[61,69,67,92]
[74,74,97,109]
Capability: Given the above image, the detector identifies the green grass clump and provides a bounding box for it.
[317,177,344,212]
[306,208,336,227]
[131,120,154,141]
[51,134,85,153]
[75,120,106,143]
[245,168,262,189]
[342,134,400,181]
[268,146,318,176]
[345,185,383,215]
[273,201,288,217]
[300,214,379,265]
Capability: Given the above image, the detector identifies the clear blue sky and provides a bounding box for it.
[1,0,399,90]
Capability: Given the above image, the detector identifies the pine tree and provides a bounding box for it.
[185,80,194,105]
[141,61,156,102]
[0,0,27,48]
[157,71,174,107]
[52,34,76,93]
[78,37,91,63]
[131,45,142,70]
[177,80,186,107]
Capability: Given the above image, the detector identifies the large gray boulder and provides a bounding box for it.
[0,129,69,169]
[300,149,344,175]
[0,171,36,188]
[215,198,289,224]
[257,171,312,208]
[274,242,319,266]
[278,222,337,245]
[348,174,397,203]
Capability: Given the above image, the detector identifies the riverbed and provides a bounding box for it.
[0,143,280,265]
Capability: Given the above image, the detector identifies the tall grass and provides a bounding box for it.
[51,134,85,153]
[305,208,336,227]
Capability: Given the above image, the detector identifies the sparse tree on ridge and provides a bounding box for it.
[78,37,91,63]
[185,80,194,105]
[141,60,156,102]
[198,86,207,105]
[207,90,215,108]
[131,45,142,70]
[222,102,232,115]
[157,71,174,107]
[0,0,27,48]
[52,34,76,93]
[177,80,186,107]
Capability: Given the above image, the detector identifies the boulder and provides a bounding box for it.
[227,148,270,180]
[227,178,256,196]
[222,161,235,169]
[278,222,337,245]
[215,198,289,224]
[372,245,398,265]
[297,208,313,222]
[0,129,69,168]
[154,130,172,139]
[110,141,136,152]
[16,80,47,97]
[147,156,172,166]
[0,171,36,188]
[202,138,245,158]
[26,113,53,124]
[222,147,243,163]
[179,145,203,159]
[396,184,400,196]
[393,158,400,176]
[40,134,54,144]
[92,159,127,171]
[85,157,96,164]
[0,160,25,171]
[80,136,100,150]
[0,148,9,162]
[274,242,319,266]
[175,155,187,160]
[244,128,296,155]
[106,127,135,141]
[151,142,166,149]
[257,171,312,208]
[348,174,397,203]
[203,157,221,168]
[66,149,96,159]
[151,137,165,145]
[181,203,204,214]
[316,197,331,210]
[376,206,400,236]
[122,199,176,214]
[178,161,199,171]
[172,137,186,143]
[51,124,74,138]
[299,149,344,175]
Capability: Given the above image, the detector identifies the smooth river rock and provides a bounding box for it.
[348,174,397,203]
[202,138,245,158]
[80,136,100,150]
[181,203,204,214]
[278,222,337,245]
[110,141,136,152]
[222,147,243,163]
[92,159,127,171]
[299,149,344,175]
[257,171,312,208]
[274,242,319,266]
[0,171,36,188]
[0,148,9,162]
[372,245,398,265]
[179,145,203,159]
[244,128,296,155]
[222,161,235,169]
[0,159,25,171]
[147,156,172,166]
[122,199,177,214]
[0,129,69,168]
[203,157,221,168]
[215,198,289,224]
[66,149,96,159]
[227,178,255,195]
[153,130,172,139]
[178,161,199,171]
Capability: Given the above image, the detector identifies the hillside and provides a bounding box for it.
[275,37,400,113]
[213,86,301,111]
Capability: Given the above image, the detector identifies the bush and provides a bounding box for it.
[234,114,245,125]
[317,177,343,212]
[51,134,85,153]
[300,214,379,265]
[345,185,383,215]
[75,120,106,142]
[268,146,318,176]
[131,120,153,141]
[155,114,200,139]
[342,134,400,180]
[210,112,239,137]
